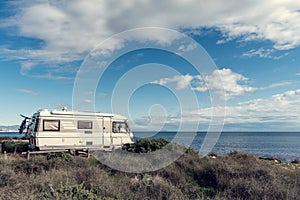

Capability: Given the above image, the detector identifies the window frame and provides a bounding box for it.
[112,121,128,133]
[43,120,60,131]
[78,120,93,130]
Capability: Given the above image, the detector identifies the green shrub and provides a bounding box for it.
[186,147,197,155]
[46,152,74,162]
[1,142,28,153]
[41,182,98,200]
[0,137,11,141]
[123,138,170,153]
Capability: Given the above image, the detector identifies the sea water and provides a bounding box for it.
[0,132,23,138]
[135,132,300,162]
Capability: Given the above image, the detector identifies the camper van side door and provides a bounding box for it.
[102,117,112,147]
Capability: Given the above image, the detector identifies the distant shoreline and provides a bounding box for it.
[0,131,18,133]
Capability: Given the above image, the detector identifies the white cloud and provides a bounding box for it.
[29,73,72,80]
[1,0,300,71]
[152,74,194,90]
[204,68,257,99]
[83,99,93,104]
[262,81,292,89]
[177,88,300,130]
[16,88,38,95]
[0,47,82,78]
[242,48,289,60]
[152,68,257,100]
[225,89,300,128]
[69,87,299,131]
[153,69,295,100]
[177,42,198,52]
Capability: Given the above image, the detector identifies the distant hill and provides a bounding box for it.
[0,125,19,131]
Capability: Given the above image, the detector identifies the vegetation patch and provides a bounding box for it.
[123,138,170,153]
[0,139,299,199]
[1,141,29,153]
[46,152,74,162]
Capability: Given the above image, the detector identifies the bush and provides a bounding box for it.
[123,138,170,153]
[46,152,74,162]
[1,141,28,153]
[0,137,11,141]
[41,182,98,200]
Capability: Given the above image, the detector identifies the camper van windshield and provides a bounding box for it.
[113,122,128,133]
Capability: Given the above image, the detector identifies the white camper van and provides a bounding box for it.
[19,108,134,151]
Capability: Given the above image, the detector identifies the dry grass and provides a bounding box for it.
[0,143,299,199]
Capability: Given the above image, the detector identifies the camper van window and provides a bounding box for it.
[113,122,128,133]
[78,121,93,129]
[43,120,60,131]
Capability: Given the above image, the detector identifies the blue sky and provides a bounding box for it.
[1,0,300,131]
